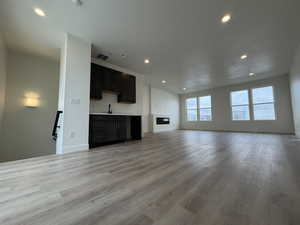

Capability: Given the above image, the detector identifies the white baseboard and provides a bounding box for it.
[60,144,89,154]
[180,128,294,135]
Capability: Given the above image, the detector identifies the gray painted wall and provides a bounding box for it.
[290,45,300,137]
[180,75,294,134]
[0,50,59,162]
[0,35,6,133]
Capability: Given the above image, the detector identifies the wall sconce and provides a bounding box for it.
[24,92,40,108]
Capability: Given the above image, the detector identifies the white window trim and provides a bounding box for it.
[230,89,251,121]
[230,85,277,121]
[250,85,277,121]
[186,97,198,121]
[185,95,213,122]
[198,96,212,121]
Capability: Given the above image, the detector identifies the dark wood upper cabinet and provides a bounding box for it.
[90,63,136,103]
[90,63,103,99]
[117,74,136,103]
[102,68,120,92]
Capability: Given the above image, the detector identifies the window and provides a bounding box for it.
[199,96,212,121]
[186,96,213,122]
[252,86,275,120]
[186,98,197,121]
[231,90,250,120]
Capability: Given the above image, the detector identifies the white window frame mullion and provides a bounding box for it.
[196,97,200,121]
[248,88,254,121]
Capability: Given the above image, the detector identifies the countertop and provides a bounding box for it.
[90,112,142,116]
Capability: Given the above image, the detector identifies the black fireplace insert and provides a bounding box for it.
[156,117,170,125]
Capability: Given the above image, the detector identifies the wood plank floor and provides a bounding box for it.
[1,130,300,225]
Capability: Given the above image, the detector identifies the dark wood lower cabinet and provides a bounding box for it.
[89,115,142,148]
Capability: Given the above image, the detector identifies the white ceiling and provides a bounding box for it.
[1,0,300,93]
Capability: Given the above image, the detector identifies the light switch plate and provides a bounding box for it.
[71,99,81,104]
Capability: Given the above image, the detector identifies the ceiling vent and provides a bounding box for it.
[97,54,109,61]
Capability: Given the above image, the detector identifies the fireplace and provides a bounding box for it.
[156,117,170,125]
[152,114,174,133]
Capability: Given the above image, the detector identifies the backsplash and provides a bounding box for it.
[90,92,141,115]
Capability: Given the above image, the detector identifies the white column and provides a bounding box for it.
[290,45,300,138]
[56,33,91,154]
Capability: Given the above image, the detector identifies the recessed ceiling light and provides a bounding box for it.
[33,8,46,17]
[162,80,166,84]
[249,72,255,76]
[144,59,150,64]
[221,14,231,23]
[241,54,248,60]
[183,88,186,91]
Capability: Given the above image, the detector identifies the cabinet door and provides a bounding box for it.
[116,117,127,141]
[131,116,142,140]
[118,75,136,103]
[89,116,95,147]
[112,70,122,92]
[127,75,136,103]
[90,116,115,146]
[89,115,128,148]
[102,67,120,92]
[90,63,103,99]
[102,67,111,91]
